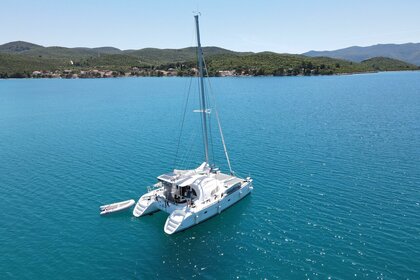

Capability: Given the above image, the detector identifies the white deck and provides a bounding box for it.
[133,163,253,233]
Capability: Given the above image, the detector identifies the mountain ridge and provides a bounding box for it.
[0,41,250,60]
[0,41,418,78]
[304,43,420,66]
[3,41,420,66]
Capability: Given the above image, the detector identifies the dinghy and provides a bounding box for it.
[100,199,135,215]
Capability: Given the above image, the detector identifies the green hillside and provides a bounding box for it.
[206,54,418,76]
[0,53,65,77]
[206,53,368,76]
[0,41,43,53]
[0,41,418,78]
[124,46,245,65]
[0,41,246,64]
[360,57,418,71]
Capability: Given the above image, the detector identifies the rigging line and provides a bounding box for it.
[173,76,193,168]
[179,127,195,168]
[207,91,216,166]
[180,130,198,169]
[196,42,207,165]
[173,16,195,169]
[183,130,199,169]
[202,56,234,174]
[175,14,199,169]
[203,78,216,166]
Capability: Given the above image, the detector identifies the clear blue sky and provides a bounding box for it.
[2,0,419,53]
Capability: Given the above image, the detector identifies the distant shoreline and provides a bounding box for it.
[2,41,419,79]
[2,62,418,79]
[1,69,419,80]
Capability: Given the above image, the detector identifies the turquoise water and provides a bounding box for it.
[0,72,419,279]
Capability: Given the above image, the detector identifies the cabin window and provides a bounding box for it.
[159,180,171,189]
[225,184,241,196]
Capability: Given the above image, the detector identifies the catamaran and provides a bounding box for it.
[133,15,253,234]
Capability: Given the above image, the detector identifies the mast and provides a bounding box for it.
[194,15,210,164]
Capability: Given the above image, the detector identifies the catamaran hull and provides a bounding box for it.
[133,180,253,234]
[133,195,160,217]
[165,184,253,234]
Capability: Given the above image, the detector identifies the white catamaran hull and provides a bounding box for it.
[165,182,253,234]
[133,180,253,234]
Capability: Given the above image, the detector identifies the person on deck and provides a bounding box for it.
[186,186,192,206]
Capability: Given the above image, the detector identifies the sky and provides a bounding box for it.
[1,0,420,53]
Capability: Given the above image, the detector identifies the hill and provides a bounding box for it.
[360,57,418,71]
[0,41,43,53]
[206,53,373,76]
[304,43,420,66]
[123,46,248,65]
[0,53,64,77]
[0,41,246,64]
[0,41,418,78]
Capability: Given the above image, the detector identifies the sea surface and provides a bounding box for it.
[0,72,419,279]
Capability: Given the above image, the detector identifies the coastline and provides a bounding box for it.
[1,69,419,80]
